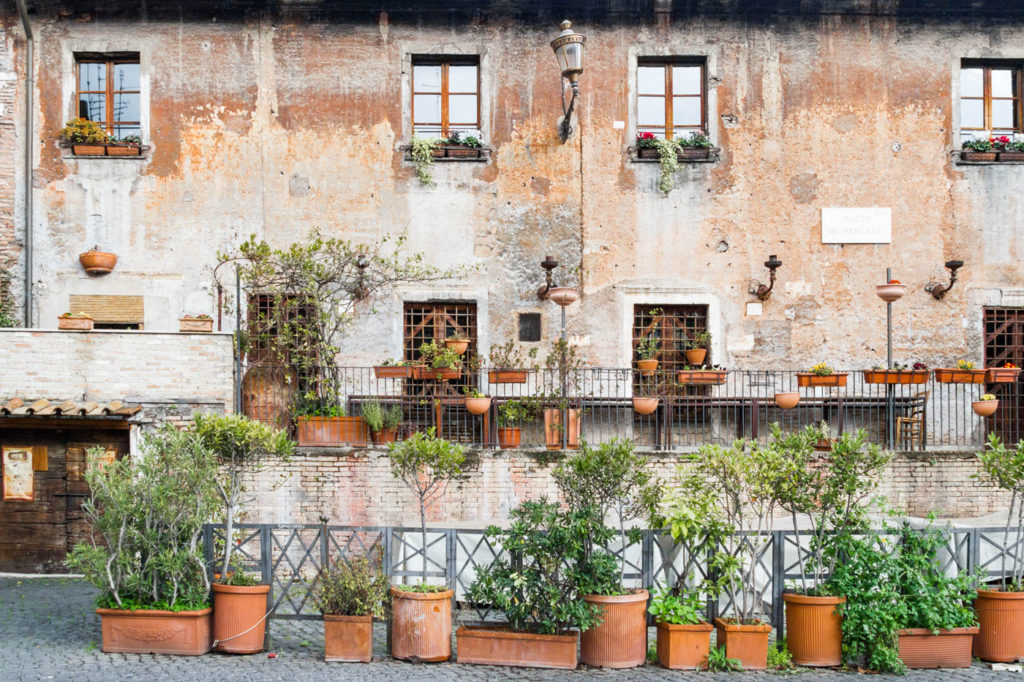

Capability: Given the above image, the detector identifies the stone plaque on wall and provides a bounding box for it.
[821,207,892,244]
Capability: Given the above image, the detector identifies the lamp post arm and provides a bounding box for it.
[560,82,579,143]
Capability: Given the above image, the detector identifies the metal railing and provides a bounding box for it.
[237,365,1023,450]
[205,522,1024,639]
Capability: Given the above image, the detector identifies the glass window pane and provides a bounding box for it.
[992,69,1016,98]
[637,96,665,126]
[637,66,665,95]
[113,93,140,123]
[673,96,702,126]
[113,63,140,91]
[113,125,141,140]
[961,68,983,98]
[960,99,984,129]
[78,63,105,91]
[992,99,1015,129]
[448,65,477,93]
[413,94,441,125]
[413,65,442,93]
[673,66,702,96]
[448,95,478,125]
[673,127,702,140]
[77,93,106,122]
[637,126,666,139]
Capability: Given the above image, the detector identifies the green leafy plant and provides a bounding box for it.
[497,398,539,427]
[687,329,711,351]
[767,639,794,670]
[463,135,481,148]
[467,499,611,635]
[809,362,834,376]
[654,138,681,194]
[188,413,294,581]
[704,644,743,672]
[488,339,537,369]
[411,135,441,185]
[678,130,712,149]
[956,359,975,370]
[419,341,462,370]
[59,117,108,144]
[0,269,16,328]
[66,425,219,610]
[648,587,704,625]
[387,429,465,583]
[361,400,402,434]
[963,137,993,152]
[315,556,389,618]
[975,433,1024,590]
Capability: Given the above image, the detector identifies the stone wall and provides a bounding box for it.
[0,329,235,415]
[243,447,1009,527]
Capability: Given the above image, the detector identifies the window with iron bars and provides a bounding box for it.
[633,305,710,397]
[985,307,1024,443]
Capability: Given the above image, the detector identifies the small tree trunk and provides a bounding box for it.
[420,493,428,584]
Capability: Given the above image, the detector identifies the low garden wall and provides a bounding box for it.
[243,447,1009,527]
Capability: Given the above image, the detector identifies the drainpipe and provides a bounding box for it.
[14,0,33,327]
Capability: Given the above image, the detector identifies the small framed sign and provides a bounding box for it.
[3,447,35,502]
[821,207,892,244]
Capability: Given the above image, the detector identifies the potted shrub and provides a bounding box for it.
[179,314,214,333]
[553,439,657,668]
[60,117,109,155]
[374,358,416,379]
[57,311,93,330]
[295,398,368,447]
[635,313,660,375]
[190,413,293,654]
[362,400,403,445]
[79,245,117,274]
[863,361,930,384]
[541,338,584,450]
[974,434,1024,661]
[414,341,463,381]
[462,499,608,669]
[386,430,465,662]
[649,588,714,669]
[683,330,711,366]
[797,362,848,387]
[488,339,536,384]
[770,424,891,667]
[987,362,1021,383]
[962,135,998,161]
[66,425,219,655]
[444,331,470,356]
[935,359,987,383]
[974,393,999,417]
[497,398,537,449]
[315,556,389,662]
[463,388,492,416]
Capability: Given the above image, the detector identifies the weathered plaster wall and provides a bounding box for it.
[243,447,1008,526]
[0,8,1022,369]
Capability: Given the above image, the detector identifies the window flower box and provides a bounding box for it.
[862,369,930,385]
[295,416,368,447]
[796,372,848,388]
[431,144,486,159]
[58,313,94,330]
[934,368,986,383]
[374,365,416,379]
[962,150,998,162]
[637,146,712,161]
[412,366,462,381]
[489,369,528,384]
[677,369,727,385]
[179,316,213,333]
[1000,151,1024,161]
[986,367,1021,383]
[70,142,143,157]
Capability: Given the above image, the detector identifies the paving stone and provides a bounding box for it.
[0,577,1020,681]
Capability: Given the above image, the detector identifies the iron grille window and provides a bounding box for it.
[633,304,709,375]
[984,307,1024,443]
[75,54,141,139]
[246,293,316,367]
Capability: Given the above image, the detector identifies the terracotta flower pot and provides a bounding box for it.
[106,143,141,156]
[684,348,707,365]
[488,369,528,384]
[580,590,648,668]
[655,620,713,669]
[456,626,578,669]
[296,416,368,447]
[677,370,727,385]
[497,427,521,449]
[774,392,800,409]
[369,428,397,446]
[973,400,999,417]
[974,588,1024,662]
[632,397,659,415]
[897,626,978,668]
[678,146,712,159]
[465,396,492,415]
[71,143,108,156]
[211,583,271,654]
[543,408,581,450]
[374,365,413,379]
[179,317,213,333]
[783,593,844,666]
[413,366,462,381]
[57,315,93,330]
[796,372,848,388]
[934,368,986,383]
[79,250,117,274]
[97,607,212,655]
[714,618,771,670]
[390,587,452,662]
[862,369,930,384]
[986,368,1021,383]
[637,358,658,376]
[445,339,469,355]
[876,283,906,302]
[324,614,373,662]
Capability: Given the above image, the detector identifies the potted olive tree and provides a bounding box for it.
[315,555,389,662]
[66,425,219,655]
[189,412,293,654]
[386,429,465,662]
[553,439,658,668]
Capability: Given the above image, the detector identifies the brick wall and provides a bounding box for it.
[0,329,235,413]
[243,447,1010,527]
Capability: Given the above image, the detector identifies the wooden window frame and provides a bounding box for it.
[960,61,1023,138]
[75,55,141,137]
[637,59,706,141]
[411,57,480,138]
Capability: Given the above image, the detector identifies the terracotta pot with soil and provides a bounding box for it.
[390,587,452,662]
[783,593,845,666]
[580,589,649,668]
[97,607,213,655]
[637,359,658,376]
[897,626,978,668]
[324,614,373,662]
[684,348,707,365]
[456,626,578,669]
[655,620,713,669]
[974,589,1024,662]
[211,583,271,654]
[714,618,771,670]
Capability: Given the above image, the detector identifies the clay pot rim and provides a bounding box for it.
[390,586,453,600]
[455,625,578,642]
[781,593,846,605]
[713,617,772,632]
[323,614,373,622]
[582,588,649,604]
[896,626,979,635]
[976,588,1024,600]
[96,606,212,616]
[655,619,713,632]
[79,250,117,259]
[211,583,270,594]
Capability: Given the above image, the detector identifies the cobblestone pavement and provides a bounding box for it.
[0,577,1019,681]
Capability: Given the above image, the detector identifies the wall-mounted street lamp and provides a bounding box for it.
[926,260,964,300]
[550,20,586,143]
[754,254,783,301]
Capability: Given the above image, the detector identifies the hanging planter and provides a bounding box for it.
[632,397,659,415]
[774,392,800,409]
[677,369,727,385]
[374,364,415,379]
[465,396,492,415]
[876,281,906,303]
[863,369,930,384]
[636,358,659,376]
[444,337,470,355]
[934,366,986,383]
[489,369,528,384]
[79,248,117,275]
[987,365,1021,383]
[797,372,848,388]
[973,396,999,417]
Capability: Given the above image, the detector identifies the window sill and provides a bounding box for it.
[954,150,1024,165]
[628,146,720,164]
[401,144,491,162]
[62,143,150,160]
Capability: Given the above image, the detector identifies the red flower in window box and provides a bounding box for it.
[636,132,658,149]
